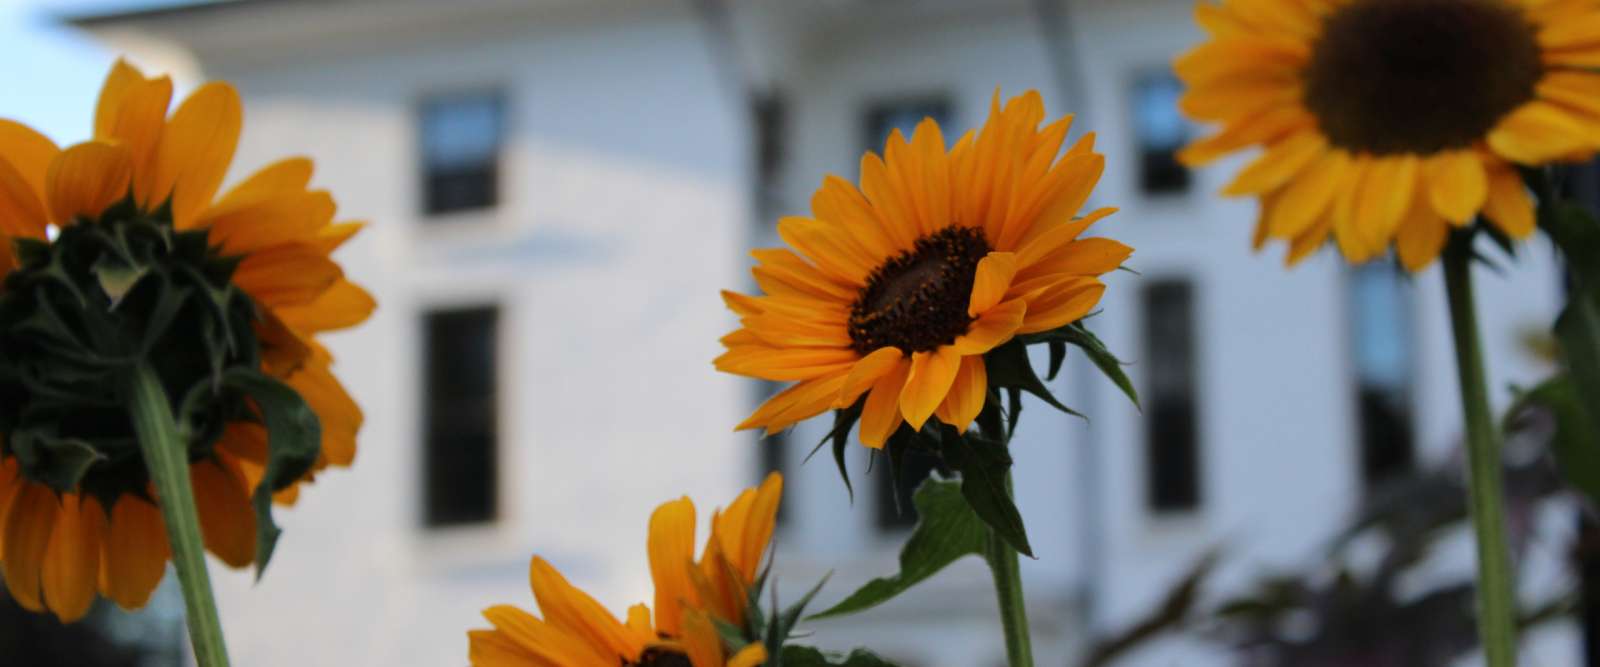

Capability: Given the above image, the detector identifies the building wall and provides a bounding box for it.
[123,7,755,667]
[88,1,1582,666]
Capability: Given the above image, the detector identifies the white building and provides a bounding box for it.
[68,1,1580,665]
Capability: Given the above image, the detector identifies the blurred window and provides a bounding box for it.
[1348,263,1416,485]
[1131,72,1191,195]
[876,447,941,531]
[1144,279,1202,513]
[419,92,503,216]
[863,96,950,532]
[422,306,500,527]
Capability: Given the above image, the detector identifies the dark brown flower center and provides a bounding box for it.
[627,648,693,667]
[848,226,990,355]
[1303,0,1542,155]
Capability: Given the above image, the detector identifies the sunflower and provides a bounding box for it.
[469,474,781,667]
[1177,0,1600,270]
[0,60,373,621]
[716,91,1127,448]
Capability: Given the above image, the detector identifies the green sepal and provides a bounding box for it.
[779,646,901,666]
[809,477,987,620]
[1511,375,1600,505]
[1020,321,1141,410]
[933,424,1031,557]
[983,339,1084,420]
[762,572,832,664]
[805,401,863,503]
[7,427,106,492]
[1046,340,1066,381]
[221,368,322,579]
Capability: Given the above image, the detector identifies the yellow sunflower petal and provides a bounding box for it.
[146,82,242,227]
[933,355,988,432]
[468,629,546,667]
[1424,151,1488,225]
[648,496,698,637]
[47,142,133,225]
[191,458,256,568]
[1220,131,1326,196]
[858,357,912,448]
[482,605,615,667]
[969,251,1019,316]
[952,298,1027,355]
[41,494,100,622]
[99,495,169,609]
[899,346,961,431]
[2,482,58,612]
[1267,149,1348,239]
[728,644,769,667]
[528,556,645,659]
[97,71,172,181]
[1488,101,1596,164]
[275,279,376,334]
[682,610,725,667]
[1484,162,1537,238]
[837,346,905,408]
[0,118,61,204]
[1286,209,1334,267]
[1354,155,1418,250]
[0,156,49,239]
[1396,203,1451,272]
[1018,278,1104,334]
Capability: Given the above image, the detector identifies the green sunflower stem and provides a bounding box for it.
[984,473,1033,667]
[125,362,232,667]
[1442,237,1518,667]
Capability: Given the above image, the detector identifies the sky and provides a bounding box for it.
[0,0,198,142]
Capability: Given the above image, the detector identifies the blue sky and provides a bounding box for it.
[0,0,198,142]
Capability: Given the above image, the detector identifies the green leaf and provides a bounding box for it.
[780,645,901,667]
[1046,340,1066,381]
[984,339,1083,420]
[809,477,989,619]
[1058,323,1140,410]
[1514,375,1600,504]
[222,368,322,578]
[1555,293,1600,455]
[1539,201,1600,286]
[936,427,1032,557]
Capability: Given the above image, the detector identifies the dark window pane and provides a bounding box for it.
[1349,264,1415,484]
[864,97,951,153]
[1144,280,1201,512]
[423,306,499,527]
[1131,72,1191,195]
[420,93,503,215]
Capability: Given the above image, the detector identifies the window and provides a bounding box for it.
[1131,72,1191,195]
[1144,279,1201,512]
[864,97,951,155]
[419,93,503,216]
[1348,264,1416,485]
[752,91,788,225]
[875,447,941,530]
[862,96,950,531]
[422,306,499,527]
